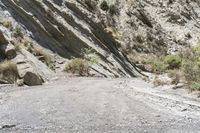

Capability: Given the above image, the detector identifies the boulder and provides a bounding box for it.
[19,49,55,81]
[23,71,43,86]
[17,62,44,86]
[0,44,17,59]
[0,31,8,45]
[15,51,55,86]
[16,79,24,86]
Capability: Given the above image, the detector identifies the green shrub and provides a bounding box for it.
[152,60,166,74]
[164,54,182,69]
[83,48,99,64]
[13,26,23,38]
[64,58,89,76]
[191,82,200,91]
[179,45,200,91]
[100,1,109,11]
[127,52,166,73]
[182,60,200,84]
[14,42,22,52]
[109,5,117,15]
[191,44,200,52]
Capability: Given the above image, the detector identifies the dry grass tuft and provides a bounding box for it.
[64,58,89,76]
[1,19,12,28]
[0,61,19,84]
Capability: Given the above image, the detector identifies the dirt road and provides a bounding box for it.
[0,77,200,133]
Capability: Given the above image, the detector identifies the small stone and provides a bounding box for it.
[181,108,187,112]
[16,79,24,86]
[1,124,16,129]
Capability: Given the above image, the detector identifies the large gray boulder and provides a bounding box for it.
[15,49,55,86]
[23,71,43,86]
[17,62,44,86]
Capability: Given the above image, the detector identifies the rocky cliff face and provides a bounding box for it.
[0,0,200,85]
[115,0,200,53]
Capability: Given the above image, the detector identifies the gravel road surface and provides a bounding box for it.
[0,77,200,133]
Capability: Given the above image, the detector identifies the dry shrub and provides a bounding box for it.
[42,52,54,69]
[21,38,33,47]
[31,48,43,56]
[1,19,12,28]
[31,48,54,69]
[14,42,22,52]
[12,26,23,38]
[0,61,19,84]
[64,58,89,76]
[167,69,181,85]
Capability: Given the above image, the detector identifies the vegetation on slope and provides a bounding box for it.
[0,61,19,84]
[128,42,200,91]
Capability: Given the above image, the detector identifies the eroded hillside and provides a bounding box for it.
[0,0,200,86]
